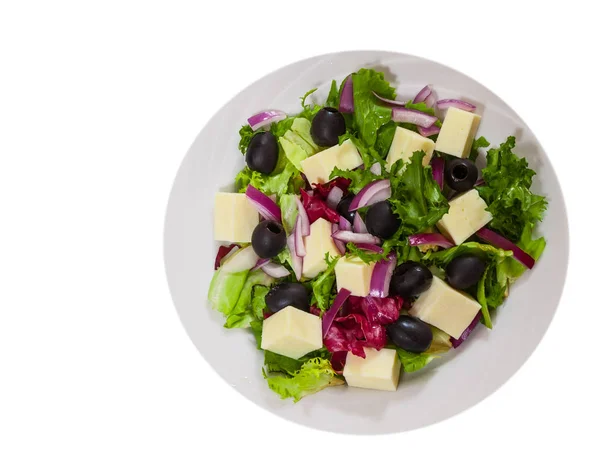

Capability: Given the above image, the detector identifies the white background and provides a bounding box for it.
[0,1,597,449]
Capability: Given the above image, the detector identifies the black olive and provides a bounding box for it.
[310,107,346,147]
[246,132,279,174]
[265,282,310,313]
[365,201,401,239]
[445,158,478,192]
[390,261,433,298]
[251,221,286,258]
[387,315,433,353]
[446,254,486,290]
[336,194,356,222]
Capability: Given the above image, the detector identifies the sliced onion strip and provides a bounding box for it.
[247,110,287,131]
[326,186,344,209]
[348,180,391,211]
[476,227,536,269]
[245,185,282,223]
[369,252,397,297]
[372,91,406,107]
[436,99,476,112]
[408,233,454,249]
[331,230,381,245]
[339,76,354,113]
[392,107,437,127]
[322,288,351,337]
[414,85,432,103]
[261,262,291,278]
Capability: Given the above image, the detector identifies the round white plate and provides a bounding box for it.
[164,51,569,434]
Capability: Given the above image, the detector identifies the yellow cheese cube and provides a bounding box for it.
[213,193,259,243]
[261,306,323,359]
[302,218,341,279]
[334,255,376,297]
[343,348,401,392]
[300,139,363,185]
[435,107,481,158]
[386,126,435,170]
[409,276,481,339]
[437,189,493,245]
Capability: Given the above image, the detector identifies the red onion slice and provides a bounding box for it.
[287,232,303,280]
[326,186,344,209]
[370,162,382,175]
[331,230,381,245]
[430,157,445,190]
[348,180,391,211]
[436,99,476,112]
[322,288,351,336]
[245,185,282,223]
[331,223,346,255]
[252,258,270,270]
[294,196,310,236]
[369,252,397,297]
[294,217,307,257]
[476,227,535,269]
[339,216,352,231]
[214,244,240,270]
[474,179,485,187]
[261,262,291,278]
[339,76,354,113]
[353,213,368,233]
[408,233,454,249]
[247,110,287,131]
[424,90,437,109]
[372,91,406,107]
[392,107,437,127]
[417,124,441,137]
[354,243,384,253]
[414,85,432,103]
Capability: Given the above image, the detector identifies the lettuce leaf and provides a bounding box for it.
[325,79,340,108]
[477,136,547,241]
[264,357,344,402]
[497,223,547,285]
[224,271,274,329]
[469,135,490,161]
[394,326,452,372]
[208,268,249,316]
[374,121,397,159]
[308,253,339,311]
[238,125,256,154]
[279,194,299,235]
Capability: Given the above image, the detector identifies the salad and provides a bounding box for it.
[208,68,547,402]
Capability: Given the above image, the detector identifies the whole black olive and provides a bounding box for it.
[445,158,478,192]
[387,315,433,353]
[336,194,356,222]
[390,261,433,298]
[251,221,286,258]
[310,107,346,147]
[265,282,310,313]
[446,254,486,290]
[365,201,401,239]
[246,131,279,174]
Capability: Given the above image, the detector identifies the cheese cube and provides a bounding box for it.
[386,126,435,170]
[437,189,493,245]
[213,193,259,243]
[435,107,481,158]
[261,306,323,359]
[300,139,363,185]
[302,218,341,279]
[334,256,376,297]
[409,276,481,339]
[343,348,401,392]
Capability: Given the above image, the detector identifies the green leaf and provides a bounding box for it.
[235,150,303,197]
[279,194,299,235]
[251,285,270,320]
[477,266,493,329]
[290,118,319,150]
[250,320,263,349]
[238,124,257,154]
[394,326,452,372]
[279,131,311,171]
[423,241,514,268]
[476,136,548,241]
[497,223,546,285]
[351,69,396,147]
[308,254,340,311]
[224,271,275,328]
[325,79,340,108]
[207,268,249,316]
[388,151,449,237]
[374,121,397,159]
[330,136,386,193]
[346,243,387,264]
[265,357,344,402]
[469,135,490,161]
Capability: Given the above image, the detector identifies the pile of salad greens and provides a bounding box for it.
[208,68,547,402]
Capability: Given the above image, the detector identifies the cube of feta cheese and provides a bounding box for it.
[213,192,259,243]
[343,348,401,392]
[435,107,481,158]
[437,189,493,245]
[386,126,435,170]
[334,255,376,297]
[409,276,481,339]
[261,306,323,359]
[302,218,341,279]
[300,139,363,185]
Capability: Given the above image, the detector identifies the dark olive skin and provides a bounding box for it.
[446,254,486,290]
[310,107,346,147]
[365,201,401,239]
[387,315,433,353]
[246,132,279,174]
[445,158,478,192]
[265,283,310,313]
[336,194,356,222]
[251,221,286,258]
[390,261,433,298]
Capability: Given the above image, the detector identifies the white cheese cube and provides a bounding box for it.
[409,276,481,339]
[343,348,401,392]
[300,139,363,185]
[386,126,435,170]
[213,193,259,243]
[302,218,341,279]
[334,255,376,297]
[437,189,493,245]
[261,306,323,359]
[435,107,481,158]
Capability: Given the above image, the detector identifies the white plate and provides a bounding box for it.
[164,51,569,434]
